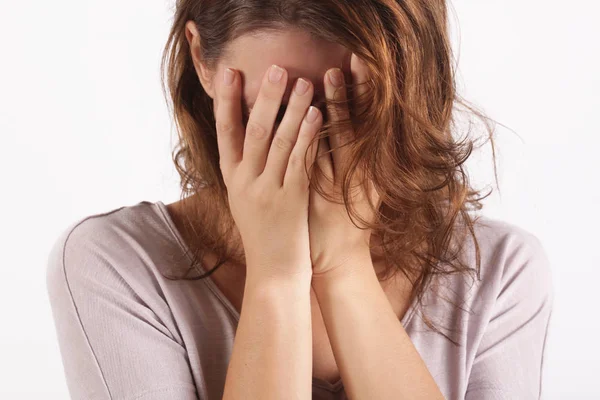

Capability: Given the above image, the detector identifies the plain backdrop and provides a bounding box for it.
[0,0,598,399]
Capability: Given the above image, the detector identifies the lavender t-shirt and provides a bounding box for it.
[46,200,554,400]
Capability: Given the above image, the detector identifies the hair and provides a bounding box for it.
[160,0,501,345]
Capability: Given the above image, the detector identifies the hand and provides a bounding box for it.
[309,54,382,279]
[214,65,323,282]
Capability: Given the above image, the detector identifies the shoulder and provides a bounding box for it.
[45,201,175,299]
[45,202,197,398]
[425,214,554,319]
[418,214,555,345]
[468,215,553,287]
[470,214,547,253]
[55,200,166,244]
[454,214,554,318]
[47,201,159,263]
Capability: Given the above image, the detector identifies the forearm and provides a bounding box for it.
[222,272,313,400]
[311,255,444,400]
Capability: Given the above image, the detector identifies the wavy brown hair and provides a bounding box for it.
[160,0,500,345]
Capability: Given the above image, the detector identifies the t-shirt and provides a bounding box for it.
[46,200,554,400]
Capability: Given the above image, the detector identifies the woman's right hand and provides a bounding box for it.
[213,64,323,283]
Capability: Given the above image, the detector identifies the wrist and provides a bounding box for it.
[243,274,313,318]
[311,250,374,291]
[245,268,313,294]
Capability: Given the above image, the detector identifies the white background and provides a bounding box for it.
[0,0,598,398]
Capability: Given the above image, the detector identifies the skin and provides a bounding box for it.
[182,25,386,267]
[188,27,351,131]
[179,22,444,399]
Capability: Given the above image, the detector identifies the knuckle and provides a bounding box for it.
[288,153,304,168]
[216,120,235,134]
[246,121,268,139]
[257,193,271,207]
[251,185,271,207]
[272,134,294,152]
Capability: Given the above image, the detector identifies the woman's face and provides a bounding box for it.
[185,23,352,130]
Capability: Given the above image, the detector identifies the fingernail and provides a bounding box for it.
[328,68,343,87]
[306,106,319,123]
[269,64,284,83]
[224,68,234,85]
[295,78,309,95]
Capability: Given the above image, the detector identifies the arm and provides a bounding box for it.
[222,273,313,400]
[307,56,444,398]
[311,251,444,400]
[48,218,314,400]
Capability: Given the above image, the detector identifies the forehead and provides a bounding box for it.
[221,29,351,107]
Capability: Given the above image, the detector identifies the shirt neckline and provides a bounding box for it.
[154,200,243,322]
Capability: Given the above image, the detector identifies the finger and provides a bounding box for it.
[348,53,371,181]
[316,134,334,181]
[264,77,314,186]
[324,67,353,181]
[350,53,371,104]
[242,64,287,178]
[214,67,245,181]
[284,106,323,190]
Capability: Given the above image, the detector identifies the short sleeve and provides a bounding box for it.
[46,218,199,400]
[465,231,554,400]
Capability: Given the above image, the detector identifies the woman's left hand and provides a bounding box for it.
[308,53,382,279]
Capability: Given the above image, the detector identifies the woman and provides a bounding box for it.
[46,1,554,399]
